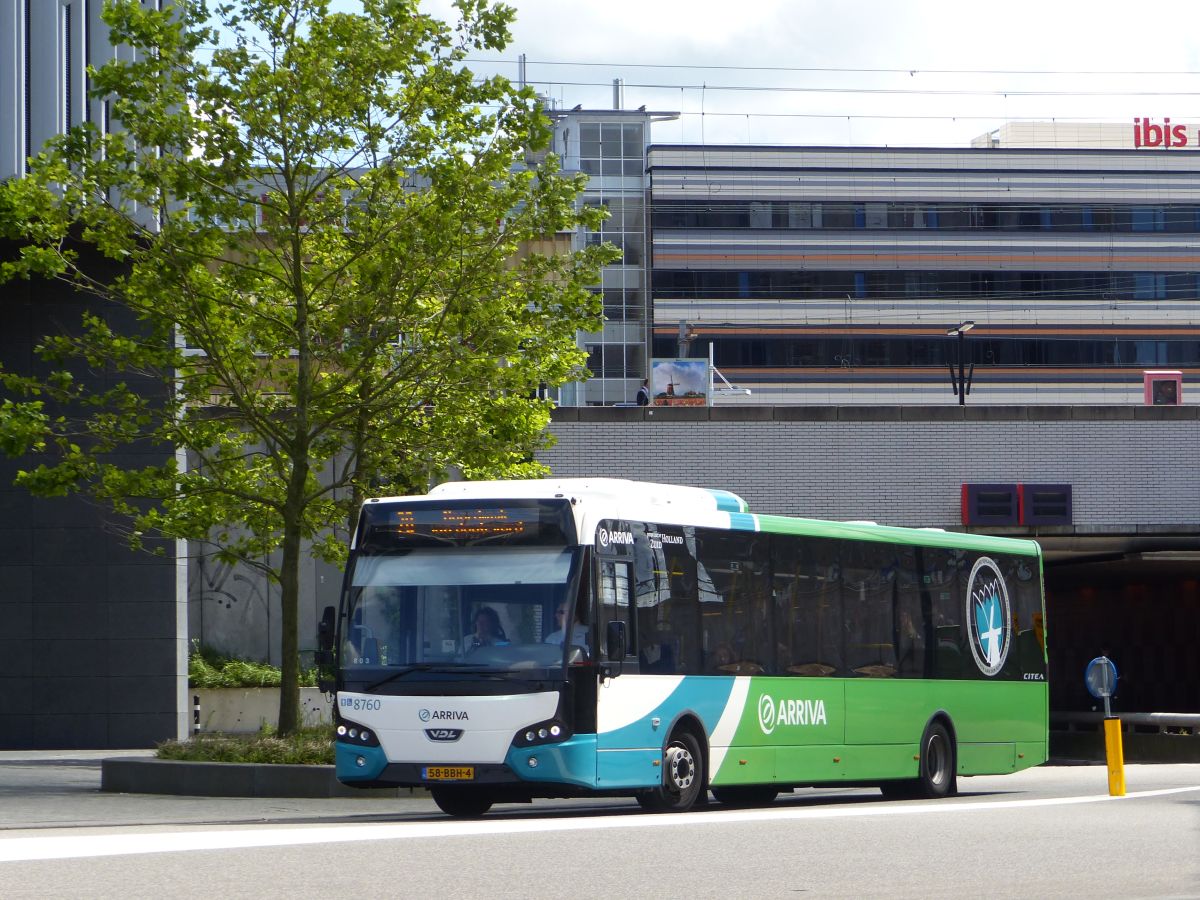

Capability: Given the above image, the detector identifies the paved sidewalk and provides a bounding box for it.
[0,751,436,831]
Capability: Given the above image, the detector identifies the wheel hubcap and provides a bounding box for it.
[926,734,948,786]
[665,744,695,792]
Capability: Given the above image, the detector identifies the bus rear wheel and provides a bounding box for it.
[431,787,493,818]
[636,730,705,813]
[916,720,956,798]
[881,720,957,800]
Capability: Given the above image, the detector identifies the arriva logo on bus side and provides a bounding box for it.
[597,527,634,548]
[757,694,828,735]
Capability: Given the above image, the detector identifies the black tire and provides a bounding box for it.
[916,720,957,798]
[430,787,493,818]
[636,730,705,813]
[879,720,956,800]
[710,785,778,808]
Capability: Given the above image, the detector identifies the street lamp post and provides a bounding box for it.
[946,321,975,405]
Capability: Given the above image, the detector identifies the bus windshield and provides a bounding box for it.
[340,545,587,682]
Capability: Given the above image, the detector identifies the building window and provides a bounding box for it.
[579,122,644,177]
[62,2,73,131]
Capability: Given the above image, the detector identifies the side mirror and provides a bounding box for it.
[605,620,626,678]
[316,606,335,658]
[316,606,336,688]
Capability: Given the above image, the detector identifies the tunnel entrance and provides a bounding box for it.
[1044,554,1200,715]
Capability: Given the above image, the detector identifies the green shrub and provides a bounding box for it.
[156,725,335,765]
[188,643,318,688]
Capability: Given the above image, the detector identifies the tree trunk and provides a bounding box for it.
[276,433,310,736]
[276,485,305,736]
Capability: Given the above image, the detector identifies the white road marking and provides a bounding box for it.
[1,785,1197,863]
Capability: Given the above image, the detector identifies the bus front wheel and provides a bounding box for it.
[431,787,493,818]
[637,730,705,813]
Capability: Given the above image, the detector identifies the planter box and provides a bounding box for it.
[192,687,331,734]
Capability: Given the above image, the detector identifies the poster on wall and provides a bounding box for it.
[651,358,709,406]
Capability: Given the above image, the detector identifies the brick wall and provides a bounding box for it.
[541,406,1200,532]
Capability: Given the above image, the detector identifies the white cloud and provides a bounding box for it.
[417,0,1200,147]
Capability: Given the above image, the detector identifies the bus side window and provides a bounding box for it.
[928,549,965,677]
[697,528,772,675]
[775,534,843,677]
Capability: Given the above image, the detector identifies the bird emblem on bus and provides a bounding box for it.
[966,557,1012,677]
[974,590,1004,668]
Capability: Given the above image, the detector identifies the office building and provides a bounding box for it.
[551,110,1200,405]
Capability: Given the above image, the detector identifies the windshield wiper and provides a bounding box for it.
[364,664,504,691]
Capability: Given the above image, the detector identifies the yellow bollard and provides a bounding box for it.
[1103,717,1125,797]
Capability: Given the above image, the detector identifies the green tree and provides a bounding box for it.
[0,0,614,735]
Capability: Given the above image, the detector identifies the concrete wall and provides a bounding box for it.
[192,687,331,734]
[188,551,343,669]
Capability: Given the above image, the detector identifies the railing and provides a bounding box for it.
[1051,712,1200,735]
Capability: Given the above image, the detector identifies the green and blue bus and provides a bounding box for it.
[320,478,1048,817]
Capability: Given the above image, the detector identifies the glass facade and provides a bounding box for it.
[654,200,1200,234]
[654,270,1200,302]
[562,115,651,405]
[653,334,1200,370]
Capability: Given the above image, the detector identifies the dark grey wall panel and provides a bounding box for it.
[32,676,108,714]
[107,677,177,714]
[108,565,174,605]
[108,714,180,747]
[0,566,32,604]
[34,602,109,640]
[0,240,183,749]
[0,681,33,716]
[33,714,109,749]
[3,602,32,641]
[0,642,34,678]
[32,640,109,677]
[0,529,33,566]
[0,716,35,749]
[33,565,108,604]
[109,601,178,640]
[108,639,178,678]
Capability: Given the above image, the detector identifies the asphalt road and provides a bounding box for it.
[2,752,1198,899]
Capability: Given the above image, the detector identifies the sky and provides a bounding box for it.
[417,0,1200,148]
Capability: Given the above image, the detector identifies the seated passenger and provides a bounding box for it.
[709,643,736,673]
[463,606,507,653]
[545,604,589,651]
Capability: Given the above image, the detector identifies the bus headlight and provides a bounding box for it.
[513,719,570,748]
[336,716,380,748]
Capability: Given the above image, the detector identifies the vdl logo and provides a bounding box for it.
[966,557,1012,677]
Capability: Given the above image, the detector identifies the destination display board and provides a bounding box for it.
[356,499,575,549]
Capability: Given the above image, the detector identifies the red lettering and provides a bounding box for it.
[1134,117,1191,149]
[1144,119,1163,147]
